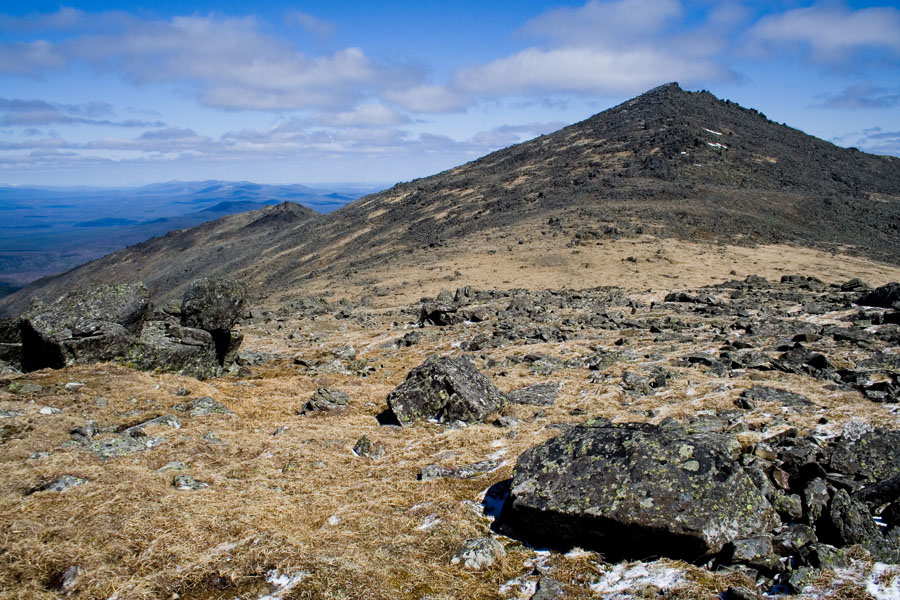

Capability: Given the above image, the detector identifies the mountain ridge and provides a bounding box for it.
[2,82,898,316]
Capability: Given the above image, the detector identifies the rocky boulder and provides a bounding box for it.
[386,354,507,426]
[500,420,779,561]
[858,283,900,309]
[20,283,149,371]
[180,278,246,363]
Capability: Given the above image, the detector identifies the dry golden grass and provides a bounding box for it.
[3,242,899,598]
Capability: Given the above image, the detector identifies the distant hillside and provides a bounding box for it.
[0,181,379,292]
[2,83,898,316]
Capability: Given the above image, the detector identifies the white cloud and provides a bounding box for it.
[455,46,724,96]
[306,104,411,127]
[520,0,682,47]
[746,4,900,62]
[0,97,163,127]
[0,40,65,74]
[815,82,900,110]
[382,84,470,113]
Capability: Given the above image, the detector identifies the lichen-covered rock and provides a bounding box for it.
[450,537,505,569]
[387,354,507,426]
[181,278,246,332]
[501,420,779,561]
[129,321,220,379]
[830,426,900,482]
[20,283,149,371]
[302,388,350,413]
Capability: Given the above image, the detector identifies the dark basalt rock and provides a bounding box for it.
[500,420,778,561]
[858,283,900,309]
[386,354,507,426]
[741,386,812,407]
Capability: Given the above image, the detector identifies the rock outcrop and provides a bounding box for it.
[386,354,507,426]
[18,279,245,378]
[20,283,150,371]
[501,419,779,561]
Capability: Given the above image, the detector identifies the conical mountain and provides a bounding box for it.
[2,83,899,315]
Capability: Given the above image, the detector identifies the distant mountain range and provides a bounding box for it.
[2,83,899,316]
[0,180,382,294]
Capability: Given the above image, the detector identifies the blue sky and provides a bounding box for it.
[1,0,899,186]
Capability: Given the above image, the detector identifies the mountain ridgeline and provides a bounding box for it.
[2,82,899,316]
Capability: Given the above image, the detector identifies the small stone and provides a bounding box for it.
[174,387,190,396]
[33,475,87,494]
[301,388,350,414]
[189,396,233,416]
[773,524,817,556]
[93,397,108,407]
[352,435,385,459]
[64,382,85,393]
[450,537,505,569]
[787,567,814,593]
[48,565,82,593]
[729,536,773,563]
[532,577,564,600]
[39,406,61,415]
[202,431,224,445]
[172,475,209,490]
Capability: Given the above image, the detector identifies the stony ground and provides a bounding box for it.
[2,244,900,599]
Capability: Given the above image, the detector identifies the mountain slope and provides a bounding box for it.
[2,83,899,316]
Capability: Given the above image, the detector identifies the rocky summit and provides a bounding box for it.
[2,84,900,599]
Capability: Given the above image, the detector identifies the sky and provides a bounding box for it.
[0,0,899,187]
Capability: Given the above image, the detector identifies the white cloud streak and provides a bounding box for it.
[745,4,900,63]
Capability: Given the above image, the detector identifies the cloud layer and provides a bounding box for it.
[0,1,898,183]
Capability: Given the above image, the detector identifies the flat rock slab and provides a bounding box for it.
[502,420,778,561]
[507,382,562,406]
[387,354,507,426]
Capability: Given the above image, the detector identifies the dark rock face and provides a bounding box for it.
[501,420,778,561]
[386,355,507,426]
[858,283,900,309]
[20,283,149,371]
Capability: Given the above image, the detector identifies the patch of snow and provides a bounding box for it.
[589,560,685,598]
[489,449,507,461]
[417,514,441,530]
[703,128,723,136]
[867,563,900,600]
[39,406,60,415]
[326,515,340,526]
[256,569,308,600]
[490,439,505,447]
[707,142,728,149]
[499,577,537,599]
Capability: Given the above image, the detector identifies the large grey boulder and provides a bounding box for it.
[180,278,246,365]
[501,420,779,561]
[386,354,506,426]
[129,322,221,379]
[181,278,246,332]
[20,283,149,371]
